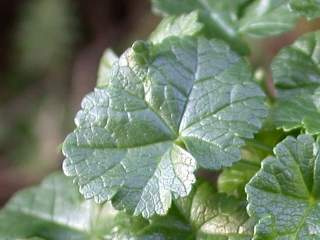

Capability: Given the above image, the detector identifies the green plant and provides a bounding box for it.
[1,1,320,239]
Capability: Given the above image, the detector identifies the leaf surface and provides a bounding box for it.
[218,159,260,199]
[239,0,299,37]
[246,135,320,239]
[149,11,203,44]
[218,128,280,198]
[111,181,254,239]
[63,36,267,218]
[0,173,118,240]
[271,31,320,134]
[151,0,250,54]
[175,182,254,240]
[152,0,319,40]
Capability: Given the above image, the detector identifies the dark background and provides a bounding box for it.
[0,0,319,207]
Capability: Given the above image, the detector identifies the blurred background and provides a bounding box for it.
[0,0,320,207]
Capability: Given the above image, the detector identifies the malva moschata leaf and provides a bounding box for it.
[62,36,267,218]
[246,134,320,239]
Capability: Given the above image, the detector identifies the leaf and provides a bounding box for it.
[149,11,203,44]
[290,0,320,20]
[175,182,254,240]
[97,49,118,88]
[271,31,320,134]
[62,36,267,218]
[109,210,192,240]
[151,0,250,54]
[218,159,260,199]
[246,134,320,239]
[114,182,255,239]
[239,0,299,37]
[252,216,278,240]
[0,173,119,240]
[218,128,281,198]
[152,0,318,40]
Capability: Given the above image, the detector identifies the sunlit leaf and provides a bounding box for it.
[246,135,320,239]
[62,36,267,218]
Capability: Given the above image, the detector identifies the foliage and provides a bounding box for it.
[1,1,320,239]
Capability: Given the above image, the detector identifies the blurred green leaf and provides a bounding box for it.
[0,173,118,239]
[239,0,299,37]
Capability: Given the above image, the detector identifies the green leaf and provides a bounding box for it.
[151,0,250,54]
[0,173,119,240]
[110,210,191,239]
[252,216,278,240]
[149,11,203,44]
[218,159,260,198]
[175,182,254,239]
[246,134,320,239]
[239,0,299,37]
[97,49,118,88]
[271,31,320,134]
[62,36,267,218]
[108,182,254,239]
[218,128,281,198]
[290,0,320,20]
[152,0,318,40]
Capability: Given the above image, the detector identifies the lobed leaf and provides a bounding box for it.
[62,36,267,218]
[271,31,320,134]
[246,134,320,239]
